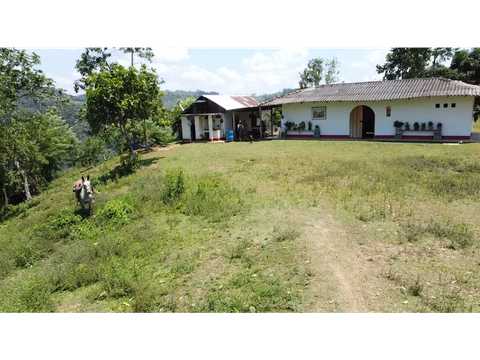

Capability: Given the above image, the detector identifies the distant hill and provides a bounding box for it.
[18,93,90,142]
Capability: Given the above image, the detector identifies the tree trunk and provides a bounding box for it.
[122,127,137,161]
[2,188,8,205]
[14,159,31,201]
[143,118,149,152]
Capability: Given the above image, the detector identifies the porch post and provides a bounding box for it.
[208,114,213,141]
[233,111,236,140]
[259,106,262,140]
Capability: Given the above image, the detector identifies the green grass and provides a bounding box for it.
[1,139,480,312]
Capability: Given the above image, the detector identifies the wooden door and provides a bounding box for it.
[350,106,363,138]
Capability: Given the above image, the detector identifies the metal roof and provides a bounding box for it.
[202,95,259,110]
[260,78,480,107]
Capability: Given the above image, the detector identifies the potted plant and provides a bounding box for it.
[286,122,293,130]
[298,121,306,130]
[405,122,410,130]
[393,120,404,128]
[292,123,297,131]
[414,122,420,130]
[315,125,320,130]
[308,121,312,130]
[437,122,442,130]
[428,121,434,130]
[421,122,426,130]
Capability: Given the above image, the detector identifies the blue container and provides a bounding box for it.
[226,130,234,142]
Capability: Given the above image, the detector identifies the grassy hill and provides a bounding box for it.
[1,139,480,313]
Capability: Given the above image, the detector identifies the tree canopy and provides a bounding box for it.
[80,62,164,161]
[74,47,155,93]
[376,47,460,80]
[299,57,340,89]
[1,48,76,206]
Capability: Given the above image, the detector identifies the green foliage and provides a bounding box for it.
[0,273,56,312]
[99,198,136,225]
[120,153,141,175]
[76,135,109,167]
[74,47,155,92]
[0,48,64,116]
[80,63,164,161]
[299,57,340,88]
[161,168,186,206]
[376,48,433,80]
[1,48,74,206]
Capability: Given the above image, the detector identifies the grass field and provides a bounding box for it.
[1,135,480,312]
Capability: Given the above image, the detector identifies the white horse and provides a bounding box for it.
[74,175,95,214]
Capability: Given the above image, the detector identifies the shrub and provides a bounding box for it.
[99,198,135,225]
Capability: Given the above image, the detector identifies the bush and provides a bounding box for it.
[99,198,136,225]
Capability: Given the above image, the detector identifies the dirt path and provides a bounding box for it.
[301,211,371,312]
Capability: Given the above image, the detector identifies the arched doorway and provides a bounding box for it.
[349,105,375,139]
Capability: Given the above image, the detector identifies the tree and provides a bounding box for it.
[81,63,164,161]
[75,45,154,151]
[1,48,67,205]
[377,45,458,80]
[299,57,340,89]
[74,47,156,92]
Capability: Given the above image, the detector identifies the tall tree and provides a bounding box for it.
[299,57,340,88]
[81,63,164,161]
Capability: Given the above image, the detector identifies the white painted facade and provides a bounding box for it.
[181,109,257,141]
[281,96,475,138]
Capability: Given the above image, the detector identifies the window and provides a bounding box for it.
[451,103,456,108]
[443,103,448,108]
[435,104,440,108]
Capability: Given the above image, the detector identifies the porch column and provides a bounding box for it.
[208,114,213,142]
[194,116,200,141]
[259,106,262,140]
[233,111,236,140]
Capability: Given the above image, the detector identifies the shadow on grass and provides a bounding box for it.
[73,206,93,220]
[96,157,161,186]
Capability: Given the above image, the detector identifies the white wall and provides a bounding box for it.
[282,96,475,137]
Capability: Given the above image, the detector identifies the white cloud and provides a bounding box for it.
[47,72,78,95]
[152,48,189,63]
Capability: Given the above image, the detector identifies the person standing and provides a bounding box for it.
[281,115,288,139]
[237,120,244,141]
[242,120,253,143]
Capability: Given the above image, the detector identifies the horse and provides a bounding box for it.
[74,175,95,215]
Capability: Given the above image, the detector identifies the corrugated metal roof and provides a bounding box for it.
[260,78,480,106]
[202,95,259,110]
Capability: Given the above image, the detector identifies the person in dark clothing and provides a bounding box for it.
[242,120,253,143]
[237,121,244,141]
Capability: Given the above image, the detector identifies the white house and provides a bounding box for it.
[260,78,480,141]
[180,95,261,142]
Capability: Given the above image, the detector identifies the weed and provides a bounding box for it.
[99,198,135,225]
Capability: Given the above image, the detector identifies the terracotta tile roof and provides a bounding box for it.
[260,78,480,107]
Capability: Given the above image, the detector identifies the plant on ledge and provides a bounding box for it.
[405,122,410,130]
[421,122,426,130]
[437,122,442,130]
[428,121,434,130]
[298,121,306,130]
[414,122,420,130]
[308,121,312,130]
[393,120,404,128]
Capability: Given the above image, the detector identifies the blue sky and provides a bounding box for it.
[22,47,392,96]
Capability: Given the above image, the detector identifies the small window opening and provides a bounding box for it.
[435,104,440,108]
[451,103,456,108]
[443,103,448,108]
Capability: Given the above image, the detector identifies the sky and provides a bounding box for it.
[21,47,392,96]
